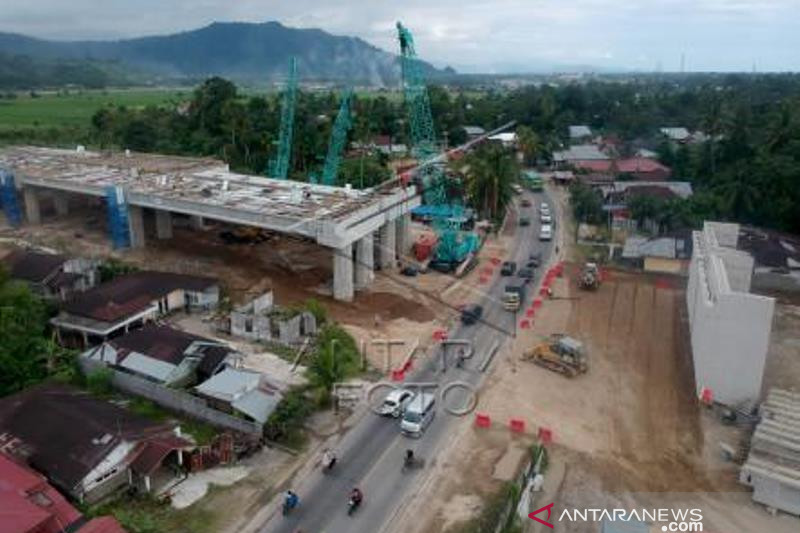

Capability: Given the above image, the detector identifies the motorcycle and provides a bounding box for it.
[347,496,362,516]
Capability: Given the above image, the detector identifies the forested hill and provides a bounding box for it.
[0,21,451,86]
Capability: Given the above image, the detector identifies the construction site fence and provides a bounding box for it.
[79,359,262,436]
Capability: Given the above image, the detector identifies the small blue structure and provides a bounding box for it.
[0,169,22,226]
[105,186,131,249]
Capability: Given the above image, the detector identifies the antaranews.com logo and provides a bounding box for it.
[529,504,704,531]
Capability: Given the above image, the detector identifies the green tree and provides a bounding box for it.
[516,125,541,167]
[464,144,518,221]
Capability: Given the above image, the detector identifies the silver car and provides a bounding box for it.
[378,388,415,417]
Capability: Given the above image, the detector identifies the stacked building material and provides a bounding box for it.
[740,388,800,515]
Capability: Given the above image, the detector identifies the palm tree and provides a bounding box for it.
[464,145,518,220]
[516,125,541,167]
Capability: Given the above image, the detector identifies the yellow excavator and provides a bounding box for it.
[522,334,588,377]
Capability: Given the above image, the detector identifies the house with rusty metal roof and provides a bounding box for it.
[51,270,219,347]
[0,453,126,533]
[1,248,99,301]
[0,384,192,503]
[81,324,235,386]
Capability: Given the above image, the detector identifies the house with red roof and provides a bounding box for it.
[616,157,672,181]
[0,454,125,533]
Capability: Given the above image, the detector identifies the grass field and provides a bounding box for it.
[0,88,191,130]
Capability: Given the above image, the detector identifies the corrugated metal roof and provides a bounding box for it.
[119,352,177,383]
[553,144,610,162]
[232,389,282,424]
[195,368,260,402]
[569,125,592,138]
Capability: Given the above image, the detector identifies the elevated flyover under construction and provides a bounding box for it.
[0,146,419,301]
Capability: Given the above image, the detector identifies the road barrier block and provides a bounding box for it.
[433,329,448,341]
[533,298,543,309]
[491,257,501,265]
[520,319,531,329]
[391,369,405,382]
[482,267,494,276]
[525,308,535,318]
[510,418,525,433]
[538,427,553,444]
[539,287,549,296]
[479,276,489,284]
[475,413,491,428]
[699,387,714,406]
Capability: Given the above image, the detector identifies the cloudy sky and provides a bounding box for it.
[2,0,799,72]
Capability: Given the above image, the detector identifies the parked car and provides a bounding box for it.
[519,217,530,227]
[378,388,416,418]
[400,393,436,437]
[540,202,549,212]
[501,261,517,276]
[539,225,553,241]
[528,252,542,266]
[401,265,418,277]
[461,304,484,325]
[521,198,532,207]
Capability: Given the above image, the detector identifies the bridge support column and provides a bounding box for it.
[155,210,173,239]
[190,215,205,230]
[355,233,374,290]
[379,220,396,269]
[395,214,411,257]
[23,187,41,224]
[333,243,354,302]
[53,194,69,216]
[128,205,146,249]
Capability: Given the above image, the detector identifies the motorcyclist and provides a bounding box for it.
[456,348,466,368]
[284,490,299,510]
[404,449,415,466]
[350,487,363,505]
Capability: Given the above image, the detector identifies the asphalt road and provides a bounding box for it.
[260,189,555,533]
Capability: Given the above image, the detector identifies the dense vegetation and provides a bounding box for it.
[4,73,799,233]
[0,266,74,396]
[0,53,138,90]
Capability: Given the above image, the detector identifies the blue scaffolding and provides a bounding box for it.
[105,186,131,249]
[0,169,22,227]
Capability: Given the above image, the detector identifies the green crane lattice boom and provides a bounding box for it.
[397,21,474,264]
[321,89,354,186]
[268,57,298,180]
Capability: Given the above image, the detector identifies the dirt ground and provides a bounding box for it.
[391,189,800,533]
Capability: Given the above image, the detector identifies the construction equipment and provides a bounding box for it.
[320,89,354,186]
[105,185,131,249]
[267,57,298,180]
[397,22,478,267]
[579,262,601,290]
[522,335,588,377]
[0,169,22,227]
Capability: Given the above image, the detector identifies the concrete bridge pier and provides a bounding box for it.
[395,213,411,257]
[333,243,354,302]
[23,187,41,224]
[53,194,69,216]
[155,210,173,239]
[128,205,146,249]
[379,220,397,269]
[355,233,375,290]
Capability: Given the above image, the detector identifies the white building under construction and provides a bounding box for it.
[686,221,776,406]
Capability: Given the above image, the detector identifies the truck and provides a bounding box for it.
[503,284,526,311]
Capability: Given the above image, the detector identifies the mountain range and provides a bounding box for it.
[0,21,452,87]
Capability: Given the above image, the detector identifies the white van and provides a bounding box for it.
[539,224,552,241]
[400,393,436,437]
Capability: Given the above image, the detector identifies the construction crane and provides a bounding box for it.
[320,89,354,186]
[397,22,476,266]
[268,57,298,180]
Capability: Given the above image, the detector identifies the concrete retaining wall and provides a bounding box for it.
[687,224,776,406]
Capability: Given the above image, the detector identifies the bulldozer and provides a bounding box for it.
[578,262,601,290]
[522,334,588,377]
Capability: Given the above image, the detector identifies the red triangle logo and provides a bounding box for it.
[528,502,554,528]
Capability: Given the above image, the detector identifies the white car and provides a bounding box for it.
[539,224,553,241]
[540,213,552,224]
[540,202,549,212]
[378,388,415,417]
